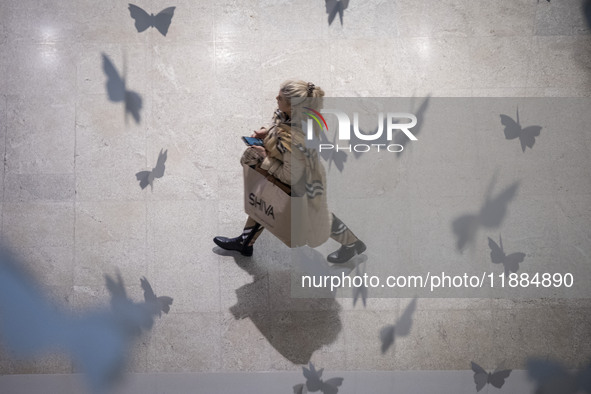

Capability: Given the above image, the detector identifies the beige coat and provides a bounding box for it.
[257,119,331,247]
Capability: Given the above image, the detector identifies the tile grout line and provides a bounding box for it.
[1,94,6,243]
[211,3,225,373]
[143,13,152,373]
[71,50,79,376]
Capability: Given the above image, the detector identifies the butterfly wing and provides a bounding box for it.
[140,277,156,302]
[323,131,347,172]
[352,263,367,307]
[393,129,409,152]
[352,282,367,307]
[395,96,430,157]
[105,272,128,301]
[489,369,512,389]
[504,252,525,274]
[310,127,347,172]
[380,325,395,354]
[395,297,416,337]
[154,7,176,36]
[325,0,339,25]
[135,171,151,189]
[322,377,344,394]
[336,2,345,25]
[128,4,153,33]
[488,237,505,264]
[140,277,173,317]
[452,214,479,250]
[157,296,173,314]
[102,54,125,103]
[152,149,168,179]
[519,126,541,152]
[471,362,488,392]
[480,182,519,228]
[500,114,520,140]
[124,90,142,124]
[304,363,324,392]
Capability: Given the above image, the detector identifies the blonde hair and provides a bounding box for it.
[280,80,325,121]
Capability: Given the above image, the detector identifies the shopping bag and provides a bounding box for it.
[243,164,295,247]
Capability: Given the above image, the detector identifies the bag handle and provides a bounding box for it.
[252,164,292,195]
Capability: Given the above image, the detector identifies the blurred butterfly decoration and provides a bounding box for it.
[128,4,176,36]
[136,148,168,190]
[380,297,417,354]
[102,53,143,124]
[500,107,542,152]
[325,0,350,26]
[488,234,525,276]
[471,361,512,392]
[527,358,591,394]
[293,362,344,394]
[393,95,430,157]
[452,176,519,251]
[0,248,173,394]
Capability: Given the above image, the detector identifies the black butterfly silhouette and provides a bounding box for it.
[471,362,512,392]
[128,4,176,36]
[135,148,168,190]
[488,234,525,276]
[380,297,417,354]
[105,272,173,334]
[527,358,591,394]
[102,53,142,124]
[452,177,519,250]
[325,0,350,26]
[500,107,542,152]
[0,248,173,394]
[140,277,173,318]
[293,362,344,394]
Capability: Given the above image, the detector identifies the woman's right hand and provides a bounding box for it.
[251,127,268,139]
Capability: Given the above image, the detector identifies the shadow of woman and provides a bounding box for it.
[224,246,343,365]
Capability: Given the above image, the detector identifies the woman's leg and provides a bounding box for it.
[213,217,265,256]
[330,214,359,245]
[327,214,366,263]
[242,217,265,246]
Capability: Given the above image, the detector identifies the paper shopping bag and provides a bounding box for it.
[243,164,295,247]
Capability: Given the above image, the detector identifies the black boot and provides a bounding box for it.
[213,236,253,256]
[327,240,366,264]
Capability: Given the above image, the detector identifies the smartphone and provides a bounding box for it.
[242,136,264,146]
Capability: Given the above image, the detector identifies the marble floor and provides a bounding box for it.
[1,0,591,393]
